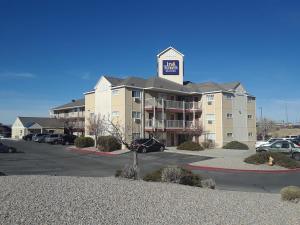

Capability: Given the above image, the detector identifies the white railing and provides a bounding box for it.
[145,98,202,110]
[165,100,184,109]
[166,120,184,128]
[145,119,164,129]
[145,119,202,129]
[52,111,85,119]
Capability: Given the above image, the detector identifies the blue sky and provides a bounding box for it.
[0,0,300,124]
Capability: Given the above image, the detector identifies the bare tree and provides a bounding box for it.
[87,113,107,147]
[257,118,276,140]
[104,119,139,177]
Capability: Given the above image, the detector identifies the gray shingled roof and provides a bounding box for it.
[18,117,64,128]
[104,76,125,86]
[52,99,85,110]
[101,75,242,94]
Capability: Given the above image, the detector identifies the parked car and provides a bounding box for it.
[44,134,64,144]
[23,133,34,141]
[32,133,49,143]
[291,139,300,147]
[58,134,77,145]
[256,140,300,161]
[0,142,16,153]
[255,138,283,149]
[131,138,165,153]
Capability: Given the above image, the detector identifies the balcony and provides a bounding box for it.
[145,98,202,112]
[51,111,85,119]
[145,119,201,131]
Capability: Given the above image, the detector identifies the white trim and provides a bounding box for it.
[157,46,184,57]
[84,90,95,95]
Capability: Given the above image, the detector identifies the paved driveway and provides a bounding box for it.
[1,139,300,193]
[0,139,209,177]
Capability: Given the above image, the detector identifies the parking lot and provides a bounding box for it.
[1,139,300,193]
[0,139,209,177]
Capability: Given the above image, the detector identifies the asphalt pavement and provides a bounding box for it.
[1,139,300,193]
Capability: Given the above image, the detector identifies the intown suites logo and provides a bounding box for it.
[162,60,179,75]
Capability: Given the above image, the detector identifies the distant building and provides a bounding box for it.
[11,117,64,139]
[50,99,85,136]
[0,123,11,138]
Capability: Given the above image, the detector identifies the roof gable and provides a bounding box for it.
[157,46,184,57]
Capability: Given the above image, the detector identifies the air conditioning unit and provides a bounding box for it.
[134,97,140,103]
[134,118,141,123]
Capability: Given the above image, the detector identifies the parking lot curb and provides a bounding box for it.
[187,164,300,174]
[67,147,118,156]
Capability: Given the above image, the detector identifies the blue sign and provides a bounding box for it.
[163,60,179,75]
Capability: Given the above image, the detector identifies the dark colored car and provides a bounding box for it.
[22,133,34,141]
[0,142,16,153]
[131,138,165,153]
[58,134,77,145]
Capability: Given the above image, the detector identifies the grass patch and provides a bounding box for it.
[244,152,300,169]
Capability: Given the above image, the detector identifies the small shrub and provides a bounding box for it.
[97,136,121,152]
[119,164,138,179]
[201,140,214,149]
[143,168,163,182]
[177,141,204,151]
[280,186,300,202]
[223,141,249,150]
[161,166,184,183]
[201,178,216,189]
[244,152,300,169]
[115,169,122,177]
[179,173,202,187]
[74,137,95,148]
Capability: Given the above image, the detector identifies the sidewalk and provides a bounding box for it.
[166,147,296,172]
[67,146,130,156]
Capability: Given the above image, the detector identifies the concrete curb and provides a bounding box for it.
[187,164,300,174]
[67,147,120,156]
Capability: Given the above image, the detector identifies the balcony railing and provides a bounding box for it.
[51,111,85,119]
[145,119,201,130]
[145,98,202,110]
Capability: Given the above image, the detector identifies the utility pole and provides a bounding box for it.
[285,103,289,127]
[259,107,264,140]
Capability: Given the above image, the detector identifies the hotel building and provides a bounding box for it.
[84,47,256,147]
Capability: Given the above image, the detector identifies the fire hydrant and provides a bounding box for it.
[268,156,274,166]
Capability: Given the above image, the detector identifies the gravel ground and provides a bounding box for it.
[0,176,299,225]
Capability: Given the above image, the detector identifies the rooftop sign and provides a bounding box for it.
[162,60,179,75]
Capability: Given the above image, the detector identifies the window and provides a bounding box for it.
[112,111,120,117]
[248,132,253,137]
[206,114,215,124]
[132,90,141,98]
[227,133,233,137]
[206,94,214,105]
[206,94,214,101]
[247,96,255,102]
[227,113,232,119]
[224,94,233,99]
[112,90,119,96]
[248,115,253,119]
[132,111,141,119]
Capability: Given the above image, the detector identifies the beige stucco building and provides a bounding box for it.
[84,47,256,148]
